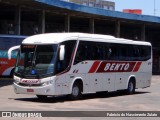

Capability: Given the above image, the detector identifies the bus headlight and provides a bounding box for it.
[14,76,21,84]
[42,80,54,86]
[14,76,21,81]
[42,81,50,86]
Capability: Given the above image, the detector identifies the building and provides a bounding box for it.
[62,0,115,10]
[0,0,160,74]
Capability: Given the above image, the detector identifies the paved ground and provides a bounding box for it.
[0,76,160,120]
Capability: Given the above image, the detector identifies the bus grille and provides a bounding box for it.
[18,83,42,87]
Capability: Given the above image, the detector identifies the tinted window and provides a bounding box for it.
[107,44,119,60]
[56,40,77,73]
[119,45,129,61]
[74,41,151,64]
[74,41,105,64]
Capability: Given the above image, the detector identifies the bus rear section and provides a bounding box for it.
[12,33,152,100]
[0,35,26,77]
[71,40,152,95]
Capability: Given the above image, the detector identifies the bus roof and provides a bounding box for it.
[22,33,151,46]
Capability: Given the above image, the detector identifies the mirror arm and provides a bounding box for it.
[8,45,20,60]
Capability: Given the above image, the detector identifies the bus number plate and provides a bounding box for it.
[27,89,34,92]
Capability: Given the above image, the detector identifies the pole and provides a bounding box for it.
[154,0,156,16]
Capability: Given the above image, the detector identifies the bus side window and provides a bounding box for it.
[140,46,151,60]
[74,41,94,64]
[104,47,112,60]
[74,43,85,64]
[94,43,104,60]
[133,46,141,60]
[119,44,129,61]
[56,40,76,73]
[109,44,118,60]
[135,45,151,61]
[84,45,89,60]
[74,41,104,62]
[86,42,95,60]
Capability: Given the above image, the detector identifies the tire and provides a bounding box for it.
[36,95,47,99]
[126,80,135,94]
[69,83,82,100]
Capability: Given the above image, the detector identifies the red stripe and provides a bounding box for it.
[133,62,142,72]
[89,61,100,73]
[96,62,136,73]
[0,58,16,75]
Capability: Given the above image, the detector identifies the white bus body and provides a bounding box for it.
[12,33,152,99]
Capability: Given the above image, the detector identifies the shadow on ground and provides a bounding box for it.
[14,91,150,103]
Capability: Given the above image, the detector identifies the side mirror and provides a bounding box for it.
[59,45,65,61]
[8,45,20,60]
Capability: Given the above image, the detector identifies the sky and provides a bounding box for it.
[109,0,160,17]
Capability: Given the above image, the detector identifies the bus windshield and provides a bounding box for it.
[15,44,58,78]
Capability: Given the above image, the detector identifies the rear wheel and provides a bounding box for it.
[126,80,135,94]
[69,82,82,100]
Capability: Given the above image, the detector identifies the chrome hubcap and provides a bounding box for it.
[72,86,79,97]
[129,82,133,92]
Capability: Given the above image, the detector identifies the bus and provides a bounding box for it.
[0,35,26,77]
[9,33,152,99]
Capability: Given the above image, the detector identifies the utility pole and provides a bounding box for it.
[154,0,156,16]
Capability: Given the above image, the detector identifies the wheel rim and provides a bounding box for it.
[72,86,79,97]
[128,82,133,92]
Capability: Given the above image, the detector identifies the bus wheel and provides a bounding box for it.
[36,95,47,99]
[126,79,135,94]
[69,82,82,100]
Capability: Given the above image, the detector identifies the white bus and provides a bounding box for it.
[9,33,152,100]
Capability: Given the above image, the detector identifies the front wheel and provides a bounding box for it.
[126,80,135,94]
[69,83,82,100]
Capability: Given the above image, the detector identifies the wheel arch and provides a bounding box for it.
[69,77,83,94]
[127,75,136,89]
[2,67,14,76]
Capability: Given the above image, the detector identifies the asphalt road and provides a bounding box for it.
[0,76,160,120]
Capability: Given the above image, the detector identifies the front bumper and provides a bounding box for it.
[13,82,55,96]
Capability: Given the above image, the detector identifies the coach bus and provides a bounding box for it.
[9,33,152,99]
[0,35,26,77]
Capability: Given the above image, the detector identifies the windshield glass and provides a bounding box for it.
[15,44,58,78]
